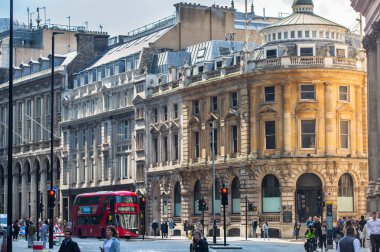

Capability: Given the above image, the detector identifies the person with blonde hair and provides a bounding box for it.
[190,230,208,252]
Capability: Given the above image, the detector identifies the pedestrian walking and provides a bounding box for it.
[27,221,36,248]
[168,218,175,236]
[40,220,49,248]
[12,220,19,240]
[252,219,258,238]
[184,220,189,237]
[161,221,166,239]
[101,226,120,252]
[165,221,169,238]
[313,217,322,250]
[336,226,361,252]
[58,230,80,252]
[190,230,209,252]
[294,219,301,240]
[263,222,269,240]
[364,221,372,252]
[334,220,344,248]
[320,221,328,251]
[360,215,368,248]
[25,218,29,241]
[152,220,159,237]
[367,211,380,252]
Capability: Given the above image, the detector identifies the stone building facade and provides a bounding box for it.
[0,31,108,222]
[145,0,368,238]
[351,0,380,213]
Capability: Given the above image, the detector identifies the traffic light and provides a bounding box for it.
[47,189,55,208]
[198,198,207,211]
[140,195,146,211]
[198,199,203,212]
[221,187,228,206]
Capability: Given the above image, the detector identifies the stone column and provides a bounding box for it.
[324,82,336,155]
[249,87,258,156]
[240,88,250,157]
[12,172,19,219]
[376,37,380,182]
[40,169,47,220]
[355,86,364,155]
[30,170,37,220]
[21,170,28,218]
[282,84,292,154]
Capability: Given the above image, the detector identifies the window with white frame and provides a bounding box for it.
[123,155,128,178]
[301,120,316,148]
[89,128,94,147]
[300,47,314,56]
[284,31,288,39]
[231,125,238,154]
[291,31,295,38]
[266,49,277,58]
[231,92,238,108]
[339,86,349,101]
[297,31,302,38]
[265,86,275,102]
[340,120,350,149]
[300,85,315,100]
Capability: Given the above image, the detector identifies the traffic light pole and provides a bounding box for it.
[211,119,217,244]
[201,210,204,237]
[223,204,226,246]
[245,196,248,241]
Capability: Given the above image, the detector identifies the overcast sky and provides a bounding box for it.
[0,0,361,36]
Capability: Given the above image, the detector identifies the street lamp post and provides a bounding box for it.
[7,0,14,251]
[49,31,63,249]
[211,118,217,244]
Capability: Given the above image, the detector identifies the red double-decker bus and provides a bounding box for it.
[72,191,139,238]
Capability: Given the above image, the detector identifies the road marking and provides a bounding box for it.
[209,248,217,252]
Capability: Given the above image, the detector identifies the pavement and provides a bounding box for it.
[0,235,369,252]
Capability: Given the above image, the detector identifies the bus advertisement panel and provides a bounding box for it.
[72,191,139,238]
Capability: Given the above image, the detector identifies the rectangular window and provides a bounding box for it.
[300,85,315,100]
[284,32,288,39]
[339,86,349,101]
[232,126,238,154]
[56,93,61,113]
[266,49,277,58]
[81,129,86,148]
[265,86,275,102]
[73,131,78,150]
[305,31,310,38]
[291,31,295,38]
[300,47,314,56]
[163,136,168,162]
[174,134,179,160]
[195,132,200,158]
[173,104,178,119]
[193,100,200,115]
[277,32,282,40]
[340,120,350,149]
[89,161,94,182]
[301,120,316,148]
[312,31,317,38]
[103,123,108,143]
[153,138,158,163]
[297,31,303,38]
[137,132,144,150]
[162,106,168,121]
[211,96,218,111]
[272,33,276,40]
[265,121,276,150]
[319,31,324,38]
[231,92,238,108]
[210,128,218,156]
[89,128,94,147]
[326,31,330,39]
[123,156,128,178]
[124,120,129,140]
[153,108,158,123]
[336,49,346,57]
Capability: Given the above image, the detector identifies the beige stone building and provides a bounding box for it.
[146,0,368,238]
[351,0,380,213]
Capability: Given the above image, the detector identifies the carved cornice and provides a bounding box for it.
[363,20,380,51]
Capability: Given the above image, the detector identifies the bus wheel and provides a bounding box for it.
[78,229,83,239]
[101,229,106,239]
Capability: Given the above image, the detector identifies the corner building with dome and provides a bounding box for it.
[145,0,368,238]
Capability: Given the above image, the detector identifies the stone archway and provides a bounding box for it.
[296,173,322,222]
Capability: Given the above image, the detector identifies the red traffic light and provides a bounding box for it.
[221,188,228,194]
[48,190,55,196]
[141,197,146,203]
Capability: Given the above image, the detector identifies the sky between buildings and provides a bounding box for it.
[0,0,361,37]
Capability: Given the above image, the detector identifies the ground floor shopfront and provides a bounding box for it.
[146,157,368,238]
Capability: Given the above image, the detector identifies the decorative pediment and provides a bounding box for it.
[336,103,354,114]
[225,108,240,119]
[132,94,146,105]
[170,120,180,129]
[258,104,278,114]
[206,112,219,122]
[295,102,319,113]
[100,83,111,93]
[150,124,159,133]
[158,122,169,132]
[189,116,200,126]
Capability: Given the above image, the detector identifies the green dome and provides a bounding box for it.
[292,0,314,6]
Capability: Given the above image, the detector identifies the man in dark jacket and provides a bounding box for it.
[190,230,209,252]
[58,231,81,252]
[152,220,159,237]
[313,217,322,249]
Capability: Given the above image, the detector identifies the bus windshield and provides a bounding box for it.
[115,214,138,230]
[115,196,137,204]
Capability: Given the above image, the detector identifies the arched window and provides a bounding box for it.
[26,163,31,183]
[0,165,3,186]
[215,179,221,214]
[338,173,354,212]
[194,180,201,215]
[262,174,281,213]
[174,182,182,217]
[231,177,240,214]
[17,165,22,184]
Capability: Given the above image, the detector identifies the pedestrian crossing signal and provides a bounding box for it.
[221,187,228,206]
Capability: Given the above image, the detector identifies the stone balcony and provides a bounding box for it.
[249,56,366,72]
